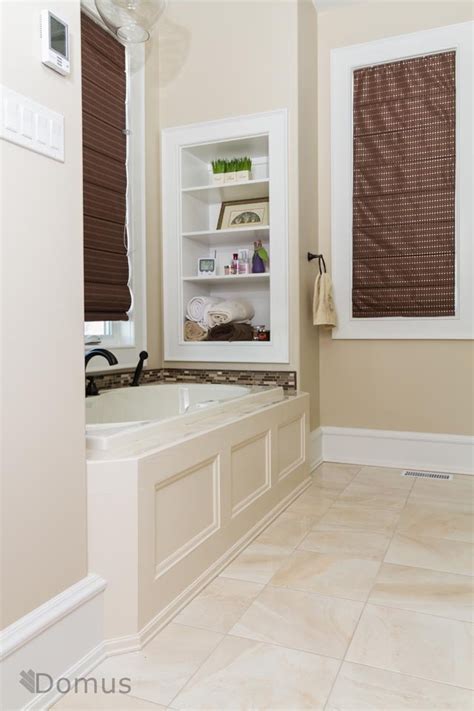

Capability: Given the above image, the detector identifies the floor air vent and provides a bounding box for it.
[401,470,452,481]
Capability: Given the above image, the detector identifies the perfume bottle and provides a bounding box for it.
[230,253,239,275]
[238,249,250,274]
[252,242,265,273]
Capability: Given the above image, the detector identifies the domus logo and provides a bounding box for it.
[19,669,132,695]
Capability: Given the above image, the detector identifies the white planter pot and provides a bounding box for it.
[224,171,237,183]
[236,170,251,182]
[212,173,225,185]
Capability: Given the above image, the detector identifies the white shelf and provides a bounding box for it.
[162,109,289,363]
[183,273,270,285]
[182,179,269,204]
[182,225,269,246]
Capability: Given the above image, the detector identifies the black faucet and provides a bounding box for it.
[85,348,118,397]
[130,351,148,387]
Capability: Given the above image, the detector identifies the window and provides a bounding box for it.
[331,22,473,339]
[352,51,455,319]
[81,10,146,367]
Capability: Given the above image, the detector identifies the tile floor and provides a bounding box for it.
[55,463,474,710]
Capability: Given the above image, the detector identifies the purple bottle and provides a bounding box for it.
[252,242,265,273]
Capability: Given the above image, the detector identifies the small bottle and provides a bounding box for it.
[238,249,250,274]
[252,242,265,274]
[224,265,230,276]
[231,253,239,275]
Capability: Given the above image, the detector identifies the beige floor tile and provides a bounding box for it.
[410,474,474,507]
[397,501,473,542]
[346,604,474,688]
[285,490,336,517]
[219,542,292,585]
[92,623,223,706]
[299,526,391,561]
[327,662,474,710]
[255,511,318,549]
[385,532,474,576]
[270,549,380,601]
[171,635,340,710]
[310,463,360,492]
[369,563,474,622]
[318,502,400,535]
[174,577,264,633]
[229,585,363,658]
[53,692,166,709]
[338,481,409,510]
[353,466,413,491]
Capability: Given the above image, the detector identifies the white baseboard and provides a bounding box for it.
[0,574,106,711]
[312,426,473,475]
[103,475,312,657]
[309,429,323,471]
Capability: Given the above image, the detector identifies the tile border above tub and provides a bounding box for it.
[87,367,297,393]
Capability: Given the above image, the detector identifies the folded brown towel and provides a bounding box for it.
[184,320,208,341]
[207,323,254,341]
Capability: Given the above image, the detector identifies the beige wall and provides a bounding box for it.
[0,0,88,627]
[317,1,474,436]
[298,0,320,429]
[145,0,301,373]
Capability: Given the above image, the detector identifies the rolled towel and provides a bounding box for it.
[186,296,221,326]
[184,320,208,341]
[207,323,254,341]
[206,300,255,327]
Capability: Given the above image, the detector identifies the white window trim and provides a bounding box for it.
[330,21,473,340]
[85,43,147,371]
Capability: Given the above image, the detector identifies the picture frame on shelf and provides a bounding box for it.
[217,197,269,230]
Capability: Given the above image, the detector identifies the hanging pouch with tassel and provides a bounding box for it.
[313,255,337,328]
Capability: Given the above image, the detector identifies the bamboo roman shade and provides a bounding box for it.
[352,51,456,318]
[81,12,131,322]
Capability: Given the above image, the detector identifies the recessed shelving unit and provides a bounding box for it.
[162,110,289,363]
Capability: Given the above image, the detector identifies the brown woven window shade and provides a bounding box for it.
[81,12,131,322]
[352,51,456,318]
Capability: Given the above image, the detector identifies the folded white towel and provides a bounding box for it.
[186,296,221,328]
[207,300,255,327]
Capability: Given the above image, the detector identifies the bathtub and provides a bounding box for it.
[86,383,250,427]
[85,383,275,451]
[86,384,310,644]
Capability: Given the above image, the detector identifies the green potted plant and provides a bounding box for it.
[236,156,252,182]
[211,159,226,186]
[224,158,238,184]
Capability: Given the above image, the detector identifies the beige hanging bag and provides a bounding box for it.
[312,256,337,328]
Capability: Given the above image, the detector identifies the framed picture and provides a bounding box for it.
[217,197,269,230]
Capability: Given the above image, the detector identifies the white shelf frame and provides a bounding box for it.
[161,109,289,363]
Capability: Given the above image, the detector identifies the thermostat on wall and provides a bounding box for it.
[40,10,70,76]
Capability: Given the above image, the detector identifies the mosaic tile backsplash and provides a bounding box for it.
[88,367,297,393]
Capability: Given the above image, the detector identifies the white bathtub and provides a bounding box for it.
[85,382,258,450]
[86,383,250,428]
[86,386,310,643]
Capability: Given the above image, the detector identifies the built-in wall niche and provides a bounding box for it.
[162,110,289,363]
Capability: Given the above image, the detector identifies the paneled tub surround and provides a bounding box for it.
[86,388,309,648]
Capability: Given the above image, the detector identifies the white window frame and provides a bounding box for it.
[84,42,147,370]
[331,22,473,340]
